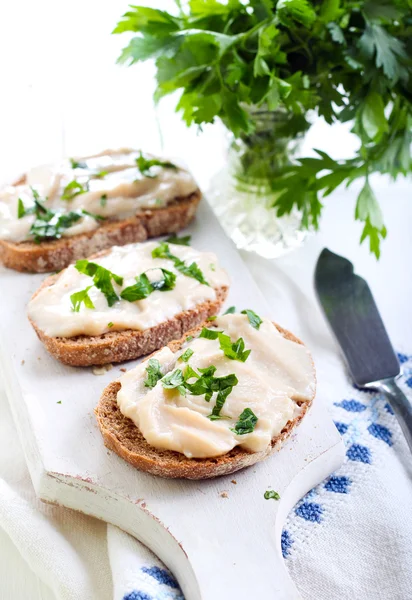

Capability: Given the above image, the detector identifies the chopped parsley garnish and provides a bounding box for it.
[207,315,217,321]
[199,327,220,340]
[94,170,108,179]
[209,263,216,271]
[199,328,251,362]
[70,285,95,312]
[151,242,209,286]
[81,209,105,221]
[107,322,114,328]
[56,400,62,404]
[70,158,87,169]
[158,363,238,420]
[30,211,83,243]
[75,260,123,307]
[165,234,191,246]
[186,335,193,342]
[17,189,100,242]
[224,306,236,315]
[120,268,176,302]
[218,333,251,362]
[179,348,194,362]
[135,151,177,179]
[62,179,89,201]
[144,359,163,388]
[231,408,258,435]
[100,194,108,207]
[17,198,27,219]
[241,309,263,330]
[161,368,186,395]
[264,490,280,501]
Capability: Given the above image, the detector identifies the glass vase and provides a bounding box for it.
[207,109,310,259]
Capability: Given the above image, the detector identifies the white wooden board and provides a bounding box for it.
[0,200,345,599]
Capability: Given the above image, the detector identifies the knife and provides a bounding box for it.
[315,248,412,452]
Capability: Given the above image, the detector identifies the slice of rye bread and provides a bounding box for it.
[28,257,228,366]
[0,188,201,273]
[95,323,316,480]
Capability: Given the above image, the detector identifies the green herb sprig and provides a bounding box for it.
[74,260,124,307]
[199,327,251,362]
[120,268,176,301]
[231,407,258,435]
[144,358,163,388]
[17,189,102,243]
[152,242,209,286]
[114,1,412,258]
[136,151,177,178]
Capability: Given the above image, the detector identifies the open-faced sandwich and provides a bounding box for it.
[95,311,316,479]
[27,238,229,366]
[0,149,201,272]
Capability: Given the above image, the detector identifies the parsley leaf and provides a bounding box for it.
[75,260,123,307]
[224,306,236,315]
[165,234,191,246]
[70,158,87,169]
[231,408,258,435]
[70,286,95,312]
[179,348,194,362]
[355,180,387,259]
[241,309,263,330]
[120,268,176,301]
[264,490,280,500]
[218,333,251,362]
[136,151,178,178]
[144,359,163,388]
[161,368,186,395]
[199,327,220,340]
[120,272,153,302]
[62,180,89,201]
[100,194,108,207]
[17,198,30,219]
[151,242,209,286]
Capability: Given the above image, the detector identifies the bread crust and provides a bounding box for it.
[0,191,201,273]
[95,323,316,479]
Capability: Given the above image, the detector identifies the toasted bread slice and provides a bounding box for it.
[95,323,315,480]
[0,191,201,273]
[30,284,227,367]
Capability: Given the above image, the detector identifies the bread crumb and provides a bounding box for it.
[220,492,228,499]
[92,364,113,376]
[231,479,237,484]
[120,368,127,373]
[21,360,25,366]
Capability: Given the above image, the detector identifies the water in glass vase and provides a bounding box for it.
[207,110,309,259]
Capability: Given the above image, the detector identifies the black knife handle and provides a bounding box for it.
[378,378,412,452]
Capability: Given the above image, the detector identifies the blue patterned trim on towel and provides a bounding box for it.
[124,592,152,600]
[141,566,179,589]
[282,350,412,561]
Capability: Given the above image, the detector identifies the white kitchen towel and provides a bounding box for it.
[1,357,412,600]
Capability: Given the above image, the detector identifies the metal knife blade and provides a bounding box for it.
[314,248,399,386]
[315,248,412,451]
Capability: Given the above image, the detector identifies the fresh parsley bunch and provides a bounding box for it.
[114,0,412,257]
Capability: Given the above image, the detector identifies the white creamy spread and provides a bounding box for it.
[117,314,316,458]
[27,241,229,338]
[0,148,198,242]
